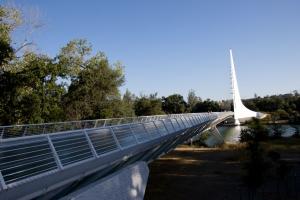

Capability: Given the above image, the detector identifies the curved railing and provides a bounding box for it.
[0,112,233,200]
[0,114,200,139]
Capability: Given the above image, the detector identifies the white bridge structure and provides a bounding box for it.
[0,50,264,200]
[230,49,266,125]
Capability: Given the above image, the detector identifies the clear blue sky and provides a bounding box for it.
[10,0,300,100]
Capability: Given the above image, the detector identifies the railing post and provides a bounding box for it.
[129,124,139,144]
[47,135,63,170]
[174,118,182,130]
[42,124,46,134]
[0,171,7,190]
[142,122,157,139]
[196,115,201,123]
[22,126,28,136]
[183,116,191,127]
[161,120,170,134]
[169,119,176,131]
[103,119,107,127]
[84,130,98,158]
[177,117,186,128]
[211,126,224,142]
[109,127,122,150]
[152,121,164,136]
[0,127,4,141]
[117,119,122,125]
[191,116,197,125]
[94,120,98,128]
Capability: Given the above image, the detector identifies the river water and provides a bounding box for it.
[205,124,300,147]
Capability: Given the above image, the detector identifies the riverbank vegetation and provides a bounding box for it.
[169,119,300,199]
[237,118,300,199]
[145,136,300,200]
[244,93,300,124]
[146,118,300,199]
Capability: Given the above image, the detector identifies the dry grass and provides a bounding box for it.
[144,138,300,200]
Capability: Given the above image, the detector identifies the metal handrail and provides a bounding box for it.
[0,113,216,140]
[0,112,232,195]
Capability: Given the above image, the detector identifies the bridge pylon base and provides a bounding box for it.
[211,126,224,143]
[60,161,149,200]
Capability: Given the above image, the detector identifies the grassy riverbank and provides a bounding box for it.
[144,138,300,200]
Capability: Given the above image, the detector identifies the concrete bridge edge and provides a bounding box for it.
[60,161,149,200]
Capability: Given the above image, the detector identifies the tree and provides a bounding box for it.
[0,6,134,124]
[162,94,187,114]
[187,89,201,112]
[219,100,232,111]
[293,90,299,97]
[134,94,164,116]
[121,89,136,117]
[192,99,221,112]
[0,6,66,125]
[62,46,125,120]
[0,5,21,68]
[1,4,43,69]
[0,53,66,125]
[57,39,92,80]
[240,118,269,143]
[244,100,258,111]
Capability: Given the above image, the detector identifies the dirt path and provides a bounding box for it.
[144,146,244,200]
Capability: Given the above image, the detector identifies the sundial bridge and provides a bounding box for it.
[0,50,265,200]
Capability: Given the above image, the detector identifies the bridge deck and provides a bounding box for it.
[0,112,233,200]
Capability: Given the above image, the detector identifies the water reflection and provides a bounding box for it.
[205,124,300,147]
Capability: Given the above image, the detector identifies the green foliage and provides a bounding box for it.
[162,94,187,114]
[239,118,294,195]
[192,99,222,112]
[0,39,13,66]
[134,94,164,116]
[0,53,66,124]
[218,100,232,111]
[57,39,92,79]
[121,89,136,117]
[187,89,201,112]
[240,118,269,143]
[0,5,132,124]
[244,92,300,123]
[275,109,289,120]
[62,51,125,120]
[0,6,21,67]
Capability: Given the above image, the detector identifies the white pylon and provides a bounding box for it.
[230,49,264,125]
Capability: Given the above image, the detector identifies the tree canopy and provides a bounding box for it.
[134,93,164,116]
[192,99,222,112]
[162,94,187,114]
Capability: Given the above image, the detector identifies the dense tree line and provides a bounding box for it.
[244,92,300,123]
[0,6,128,125]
